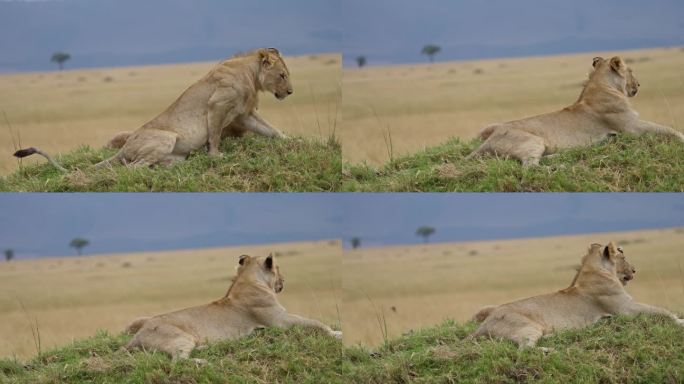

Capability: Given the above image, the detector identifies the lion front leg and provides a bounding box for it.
[207,90,240,157]
[625,120,684,142]
[620,302,683,325]
[242,112,289,139]
[268,312,342,339]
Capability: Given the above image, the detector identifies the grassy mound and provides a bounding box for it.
[342,134,684,192]
[2,316,682,383]
[0,136,341,192]
[343,315,684,383]
[0,327,345,384]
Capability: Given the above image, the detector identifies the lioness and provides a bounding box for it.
[14,48,292,169]
[470,242,684,349]
[471,246,635,323]
[467,56,684,166]
[124,253,342,362]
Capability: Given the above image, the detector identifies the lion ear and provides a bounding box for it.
[259,49,273,67]
[238,255,250,265]
[264,253,274,270]
[267,48,281,57]
[609,57,624,73]
[592,57,603,68]
[603,242,619,261]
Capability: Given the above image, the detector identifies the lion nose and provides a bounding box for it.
[632,268,636,273]
[287,89,293,95]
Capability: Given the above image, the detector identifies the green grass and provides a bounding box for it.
[0,136,341,192]
[342,134,684,192]
[3,316,682,383]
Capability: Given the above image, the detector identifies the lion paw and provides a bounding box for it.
[330,330,343,339]
[191,358,208,366]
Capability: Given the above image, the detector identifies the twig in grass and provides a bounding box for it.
[361,289,389,346]
[370,106,394,163]
[3,109,23,169]
[330,276,342,331]
[657,91,678,130]
[329,81,341,144]
[309,84,323,140]
[17,298,41,357]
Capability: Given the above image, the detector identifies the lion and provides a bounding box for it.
[471,245,635,323]
[470,242,684,349]
[124,253,342,363]
[14,48,292,170]
[467,56,684,166]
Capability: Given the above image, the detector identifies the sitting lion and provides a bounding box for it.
[467,56,684,166]
[14,48,292,170]
[470,242,684,349]
[124,253,342,362]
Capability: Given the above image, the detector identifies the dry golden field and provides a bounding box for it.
[343,228,684,347]
[0,53,341,174]
[0,240,342,359]
[341,47,684,165]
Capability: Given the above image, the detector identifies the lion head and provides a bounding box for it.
[237,253,284,293]
[613,246,636,285]
[591,56,640,97]
[579,242,636,286]
[257,48,293,100]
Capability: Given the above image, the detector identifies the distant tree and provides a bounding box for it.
[421,44,441,63]
[351,237,361,249]
[416,226,436,243]
[4,249,14,262]
[51,52,71,70]
[69,238,89,256]
[356,56,367,68]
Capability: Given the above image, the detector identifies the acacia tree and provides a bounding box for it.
[356,56,367,68]
[416,226,436,243]
[351,237,361,249]
[4,249,14,262]
[69,238,89,256]
[51,52,71,70]
[421,44,441,63]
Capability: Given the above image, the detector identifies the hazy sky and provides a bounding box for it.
[0,194,682,258]
[339,194,684,247]
[1,0,682,71]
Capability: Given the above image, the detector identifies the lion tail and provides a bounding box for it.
[471,305,497,323]
[13,147,68,173]
[93,149,124,168]
[125,317,151,335]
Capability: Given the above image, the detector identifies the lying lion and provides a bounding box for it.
[470,242,684,349]
[124,253,342,363]
[14,48,292,170]
[467,56,684,166]
[471,245,635,323]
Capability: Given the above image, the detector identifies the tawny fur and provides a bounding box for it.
[467,56,684,166]
[470,242,683,348]
[124,254,341,362]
